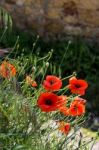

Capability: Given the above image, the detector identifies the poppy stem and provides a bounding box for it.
[0,104,9,121]
[62,72,77,81]
[59,40,71,67]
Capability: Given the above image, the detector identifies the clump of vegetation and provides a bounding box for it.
[0,50,97,149]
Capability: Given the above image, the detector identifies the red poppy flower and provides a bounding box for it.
[74,97,86,105]
[57,95,70,115]
[57,95,67,108]
[59,106,70,116]
[0,61,16,78]
[37,92,59,112]
[43,75,62,91]
[26,75,37,87]
[58,122,71,134]
[69,99,85,116]
[68,77,88,95]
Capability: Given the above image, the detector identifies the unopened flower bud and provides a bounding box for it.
[37,35,39,39]
[73,71,77,76]
[32,66,36,72]
[51,49,53,53]
[33,43,36,47]
[46,62,49,67]
[68,40,72,44]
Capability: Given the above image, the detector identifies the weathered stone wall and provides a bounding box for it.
[0,0,99,39]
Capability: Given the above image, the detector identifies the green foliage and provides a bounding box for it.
[0,6,12,30]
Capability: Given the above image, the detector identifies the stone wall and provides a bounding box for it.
[0,0,99,40]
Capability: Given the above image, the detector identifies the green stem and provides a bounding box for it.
[0,26,7,42]
[0,104,9,121]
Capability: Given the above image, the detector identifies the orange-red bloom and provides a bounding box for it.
[59,106,70,116]
[0,61,16,78]
[37,92,59,112]
[68,77,88,95]
[57,95,67,108]
[73,97,86,105]
[26,75,37,87]
[58,122,71,134]
[59,97,86,116]
[57,95,70,115]
[43,75,62,91]
[69,99,85,116]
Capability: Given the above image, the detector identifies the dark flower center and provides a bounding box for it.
[50,80,55,85]
[5,69,10,76]
[73,105,77,111]
[74,84,81,88]
[45,99,53,105]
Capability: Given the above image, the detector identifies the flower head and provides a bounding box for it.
[74,97,86,105]
[59,106,70,116]
[37,92,59,112]
[68,77,88,95]
[57,95,70,115]
[43,75,62,91]
[0,61,16,78]
[58,121,71,134]
[69,99,85,116]
[57,95,67,108]
[26,75,37,87]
